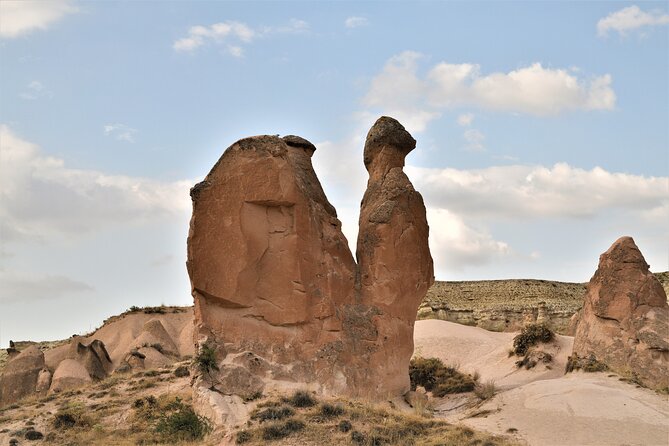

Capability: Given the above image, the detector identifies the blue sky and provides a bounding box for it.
[0,1,667,346]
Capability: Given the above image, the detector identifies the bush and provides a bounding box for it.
[252,405,294,422]
[338,419,352,432]
[25,430,44,440]
[474,380,497,400]
[565,353,608,373]
[512,323,554,356]
[351,430,366,444]
[52,406,92,430]
[320,403,344,417]
[195,344,219,374]
[409,357,478,397]
[174,365,190,377]
[287,390,316,408]
[261,418,305,440]
[155,401,211,442]
[236,429,252,444]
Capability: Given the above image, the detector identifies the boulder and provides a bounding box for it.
[572,236,669,390]
[50,359,93,393]
[133,319,180,357]
[35,368,52,394]
[0,346,45,406]
[187,117,433,400]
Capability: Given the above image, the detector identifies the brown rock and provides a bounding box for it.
[187,117,433,401]
[572,236,669,390]
[0,346,45,406]
[49,359,93,393]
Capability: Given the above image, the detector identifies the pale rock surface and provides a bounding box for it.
[35,368,52,394]
[0,346,45,406]
[187,117,433,402]
[572,236,669,390]
[133,319,180,357]
[49,359,92,393]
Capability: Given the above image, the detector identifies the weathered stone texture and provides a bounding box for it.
[572,236,668,390]
[187,117,433,398]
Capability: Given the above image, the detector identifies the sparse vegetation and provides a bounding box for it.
[252,405,294,422]
[155,398,211,442]
[261,418,305,440]
[474,380,498,400]
[195,344,219,382]
[512,323,554,356]
[409,357,478,396]
[565,353,608,373]
[174,365,190,377]
[319,402,345,417]
[287,390,317,408]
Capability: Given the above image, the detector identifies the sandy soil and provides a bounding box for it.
[414,319,669,446]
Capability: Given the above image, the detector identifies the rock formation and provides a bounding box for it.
[572,236,669,390]
[187,117,433,401]
[0,346,45,406]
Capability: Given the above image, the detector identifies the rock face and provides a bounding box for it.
[572,236,669,390]
[187,117,433,399]
[0,346,45,406]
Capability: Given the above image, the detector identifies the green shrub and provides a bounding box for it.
[512,323,554,356]
[195,344,219,374]
[155,401,211,442]
[287,390,316,408]
[409,357,478,397]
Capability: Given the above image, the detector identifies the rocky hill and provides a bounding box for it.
[418,272,668,334]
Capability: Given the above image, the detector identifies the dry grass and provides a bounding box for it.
[235,393,517,446]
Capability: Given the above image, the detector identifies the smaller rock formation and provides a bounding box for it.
[572,236,669,390]
[50,359,93,393]
[0,346,45,406]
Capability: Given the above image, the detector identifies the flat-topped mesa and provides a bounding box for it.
[187,118,433,414]
[572,236,668,390]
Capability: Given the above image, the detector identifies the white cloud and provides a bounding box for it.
[173,19,309,55]
[364,52,616,119]
[345,16,369,28]
[406,163,669,219]
[0,0,77,39]
[597,5,669,37]
[0,125,191,242]
[428,208,510,272]
[362,52,441,133]
[456,113,474,126]
[19,80,51,100]
[0,272,93,303]
[463,129,485,152]
[103,123,138,143]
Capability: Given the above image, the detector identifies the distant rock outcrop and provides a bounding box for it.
[187,117,433,402]
[0,346,45,406]
[572,236,669,390]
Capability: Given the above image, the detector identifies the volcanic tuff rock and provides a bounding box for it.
[572,236,669,390]
[0,346,45,406]
[187,117,433,401]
